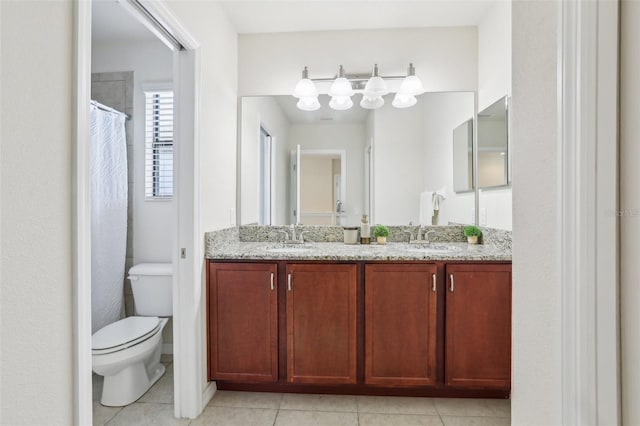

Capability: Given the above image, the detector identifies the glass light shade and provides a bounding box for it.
[398,75,425,96]
[329,95,353,110]
[392,92,417,109]
[293,78,318,98]
[360,95,384,110]
[329,77,354,97]
[363,76,388,97]
[296,96,321,111]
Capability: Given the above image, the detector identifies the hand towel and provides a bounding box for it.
[432,186,447,211]
[420,191,434,226]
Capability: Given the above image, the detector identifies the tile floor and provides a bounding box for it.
[93,357,510,426]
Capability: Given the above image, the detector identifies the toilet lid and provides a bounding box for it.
[92,316,160,351]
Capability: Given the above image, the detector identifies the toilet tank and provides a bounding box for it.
[128,263,173,317]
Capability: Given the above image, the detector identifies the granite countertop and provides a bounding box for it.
[205,241,511,262]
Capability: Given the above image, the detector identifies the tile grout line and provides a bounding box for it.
[433,399,444,425]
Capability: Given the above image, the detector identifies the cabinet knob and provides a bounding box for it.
[449,274,454,292]
[288,273,292,291]
[270,273,274,291]
[432,273,437,292]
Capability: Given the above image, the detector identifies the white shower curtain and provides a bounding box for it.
[90,104,128,333]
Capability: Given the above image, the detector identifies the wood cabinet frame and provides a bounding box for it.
[207,259,511,398]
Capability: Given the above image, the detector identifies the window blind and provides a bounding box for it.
[144,90,174,199]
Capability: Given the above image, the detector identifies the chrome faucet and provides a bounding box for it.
[278,229,290,243]
[279,225,305,244]
[425,230,437,243]
[403,229,415,244]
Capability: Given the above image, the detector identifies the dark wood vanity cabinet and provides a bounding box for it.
[285,264,357,384]
[207,262,278,382]
[206,260,511,396]
[364,263,438,386]
[445,264,512,389]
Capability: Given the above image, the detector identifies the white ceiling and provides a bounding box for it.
[92,0,496,43]
[220,0,495,34]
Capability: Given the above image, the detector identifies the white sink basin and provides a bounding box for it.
[404,244,462,253]
[263,246,315,254]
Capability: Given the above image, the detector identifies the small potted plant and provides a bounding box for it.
[373,224,390,244]
[464,225,482,244]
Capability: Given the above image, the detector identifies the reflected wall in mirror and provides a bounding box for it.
[478,96,509,188]
[452,118,474,193]
[477,95,512,231]
[239,93,475,226]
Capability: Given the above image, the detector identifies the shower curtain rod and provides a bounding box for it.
[90,100,131,120]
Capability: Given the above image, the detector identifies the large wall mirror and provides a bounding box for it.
[238,92,476,227]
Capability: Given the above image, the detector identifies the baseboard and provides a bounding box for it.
[201,381,217,412]
[162,343,173,354]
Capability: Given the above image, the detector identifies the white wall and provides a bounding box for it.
[0,1,74,424]
[240,97,290,225]
[239,27,478,96]
[165,1,238,234]
[92,40,174,265]
[511,1,562,424]
[478,0,512,230]
[621,1,640,423]
[478,1,512,111]
[422,92,475,226]
[162,1,238,399]
[289,123,365,225]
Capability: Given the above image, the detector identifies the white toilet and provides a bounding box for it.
[92,263,172,407]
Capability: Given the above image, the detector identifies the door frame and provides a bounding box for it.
[72,1,207,423]
[558,0,619,424]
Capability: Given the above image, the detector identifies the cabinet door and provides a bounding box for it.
[445,264,511,389]
[364,263,438,386]
[208,263,278,382]
[286,263,357,384]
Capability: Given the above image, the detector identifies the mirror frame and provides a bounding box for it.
[476,95,510,191]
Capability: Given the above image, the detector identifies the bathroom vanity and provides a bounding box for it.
[205,227,512,398]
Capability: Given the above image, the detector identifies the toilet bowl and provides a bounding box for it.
[92,262,172,407]
[92,316,168,406]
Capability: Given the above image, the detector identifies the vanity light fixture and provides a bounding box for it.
[392,63,425,108]
[292,66,321,111]
[293,63,424,111]
[360,64,388,110]
[328,65,355,110]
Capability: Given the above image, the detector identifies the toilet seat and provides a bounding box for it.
[92,316,160,355]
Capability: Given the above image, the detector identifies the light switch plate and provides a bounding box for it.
[480,208,487,226]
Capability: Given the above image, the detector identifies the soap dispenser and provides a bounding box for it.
[360,214,371,245]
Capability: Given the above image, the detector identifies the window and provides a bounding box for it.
[144,88,174,199]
